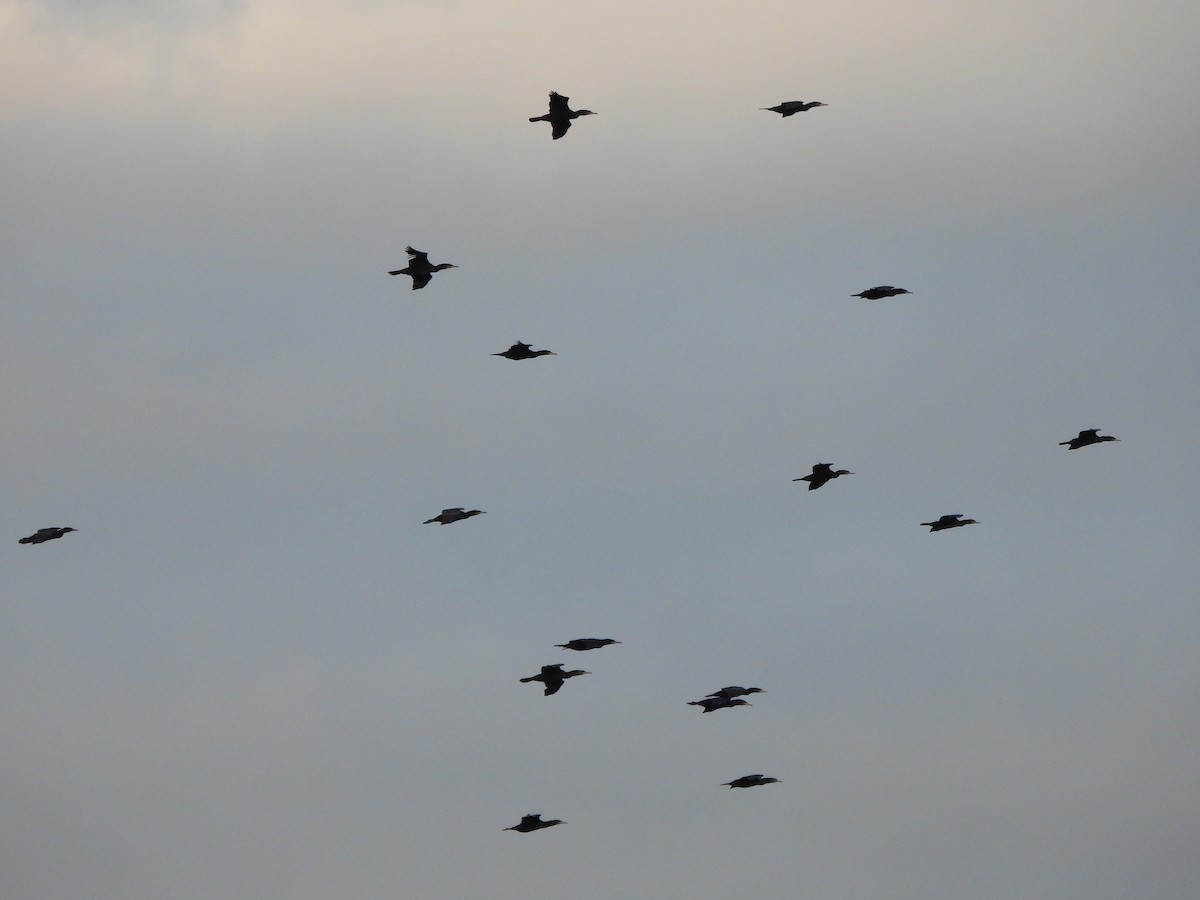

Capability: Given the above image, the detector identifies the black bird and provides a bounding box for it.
[1060,429,1119,450]
[520,663,589,696]
[505,814,566,833]
[493,341,556,361]
[423,508,485,525]
[19,527,76,545]
[724,774,780,789]
[793,463,854,491]
[555,638,620,651]
[921,514,978,532]
[529,91,596,140]
[762,100,827,116]
[706,686,765,701]
[688,696,751,713]
[387,246,457,290]
[852,286,911,300]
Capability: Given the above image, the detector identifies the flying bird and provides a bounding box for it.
[555,638,620,651]
[852,286,911,300]
[1060,429,1119,450]
[706,686,764,700]
[423,508,485,525]
[520,663,589,696]
[529,91,596,140]
[18,526,77,545]
[493,341,556,361]
[921,514,978,532]
[387,246,457,290]
[504,814,565,833]
[793,463,854,491]
[724,774,780,789]
[688,696,752,713]
[761,100,827,116]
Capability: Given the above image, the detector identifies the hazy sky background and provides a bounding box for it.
[3,1,1198,897]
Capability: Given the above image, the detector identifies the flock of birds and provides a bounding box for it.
[18,89,1123,839]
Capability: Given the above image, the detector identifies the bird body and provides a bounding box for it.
[505,814,565,833]
[19,527,76,544]
[1060,429,1119,450]
[688,696,751,713]
[555,638,620,651]
[852,286,911,300]
[921,514,978,532]
[794,463,853,491]
[724,774,780,789]
[529,91,596,140]
[423,508,485,525]
[388,246,457,290]
[493,341,556,361]
[706,686,764,700]
[762,100,827,116]
[520,663,589,695]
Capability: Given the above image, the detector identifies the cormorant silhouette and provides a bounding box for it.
[388,246,457,290]
[505,814,565,832]
[19,527,76,545]
[555,638,620,651]
[529,91,596,140]
[852,286,910,300]
[762,100,827,116]
[520,663,589,696]
[724,774,780,789]
[423,508,485,525]
[793,463,854,491]
[921,514,978,532]
[1060,429,1119,450]
[688,696,751,713]
[706,686,764,700]
[493,342,556,361]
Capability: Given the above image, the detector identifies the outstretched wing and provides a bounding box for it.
[547,92,570,115]
[410,271,432,290]
[551,119,572,140]
[405,247,430,266]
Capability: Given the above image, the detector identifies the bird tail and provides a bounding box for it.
[388,270,404,276]
[519,676,537,683]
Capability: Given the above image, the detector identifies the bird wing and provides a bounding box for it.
[551,119,572,140]
[410,271,432,290]
[405,247,430,266]
[542,679,564,695]
[547,92,570,114]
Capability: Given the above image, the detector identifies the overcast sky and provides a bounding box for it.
[3,1,1199,898]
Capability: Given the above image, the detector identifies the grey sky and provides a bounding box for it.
[3,1,1198,898]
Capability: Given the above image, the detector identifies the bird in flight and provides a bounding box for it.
[1059,429,1119,450]
[794,463,854,491]
[423,508,485,525]
[555,638,620,651]
[18,527,77,545]
[852,286,911,300]
[529,91,597,140]
[761,100,827,116]
[493,341,556,361]
[520,663,589,696]
[388,246,457,290]
[921,514,978,532]
[505,814,566,833]
[724,774,780,789]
